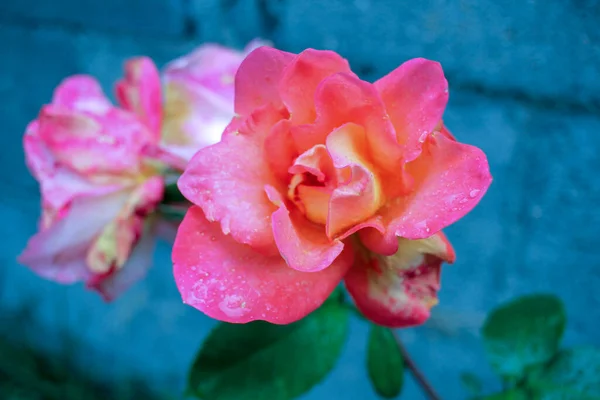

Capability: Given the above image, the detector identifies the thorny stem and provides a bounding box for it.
[392,330,442,400]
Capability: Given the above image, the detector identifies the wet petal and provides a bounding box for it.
[375,58,449,162]
[177,105,287,253]
[279,49,351,124]
[234,46,295,116]
[359,132,492,254]
[293,73,403,178]
[266,185,346,273]
[172,206,353,324]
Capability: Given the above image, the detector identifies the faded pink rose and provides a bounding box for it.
[173,46,492,327]
[159,40,268,167]
[19,58,166,300]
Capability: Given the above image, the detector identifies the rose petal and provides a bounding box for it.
[264,119,298,182]
[325,123,385,238]
[86,176,163,274]
[177,105,287,253]
[266,185,345,273]
[288,144,336,184]
[24,121,122,211]
[37,105,150,179]
[375,58,449,162]
[293,73,402,176]
[358,132,492,254]
[52,75,112,113]
[279,49,351,124]
[18,189,131,283]
[115,57,162,139]
[345,232,455,328]
[234,46,295,116]
[172,206,353,324]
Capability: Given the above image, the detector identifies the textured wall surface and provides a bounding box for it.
[0,0,599,399]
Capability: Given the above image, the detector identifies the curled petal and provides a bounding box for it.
[234,46,295,116]
[293,73,402,177]
[115,57,162,139]
[345,232,455,328]
[177,105,287,253]
[375,58,449,162]
[172,206,353,324]
[266,185,345,273]
[264,119,298,182]
[326,123,385,238]
[288,144,336,184]
[359,132,492,254]
[279,49,351,124]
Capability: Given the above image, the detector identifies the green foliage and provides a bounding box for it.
[481,294,566,378]
[187,299,350,400]
[526,347,600,399]
[366,325,404,398]
[473,294,600,400]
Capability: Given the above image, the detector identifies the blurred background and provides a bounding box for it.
[0,0,599,398]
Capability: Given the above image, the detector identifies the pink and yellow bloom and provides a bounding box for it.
[19,59,165,300]
[160,40,267,167]
[19,40,265,299]
[173,46,492,327]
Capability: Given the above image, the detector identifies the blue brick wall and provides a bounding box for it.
[0,1,599,399]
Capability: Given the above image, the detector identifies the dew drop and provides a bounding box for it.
[469,189,481,198]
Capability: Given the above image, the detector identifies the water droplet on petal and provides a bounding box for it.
[469,189,481,198]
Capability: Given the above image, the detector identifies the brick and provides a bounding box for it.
[0,0,186,37]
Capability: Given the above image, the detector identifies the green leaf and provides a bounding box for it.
[460,372,483,396]
[187,301,350,400]
[366,325,404,398]
[481,294,566,378]
[162,182,187,204]
[526,346,600,399]
[479,388,530,400]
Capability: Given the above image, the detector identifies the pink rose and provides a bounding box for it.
[172,46,493,327]
[159,40,268,167]
[173,47,492,327]
[19,58,166,300]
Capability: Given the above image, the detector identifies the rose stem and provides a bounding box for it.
[392,330,442,400]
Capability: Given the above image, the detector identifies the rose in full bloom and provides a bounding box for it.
[159,40,267,167]
[173,46,492,327]
[19,58,166,300]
